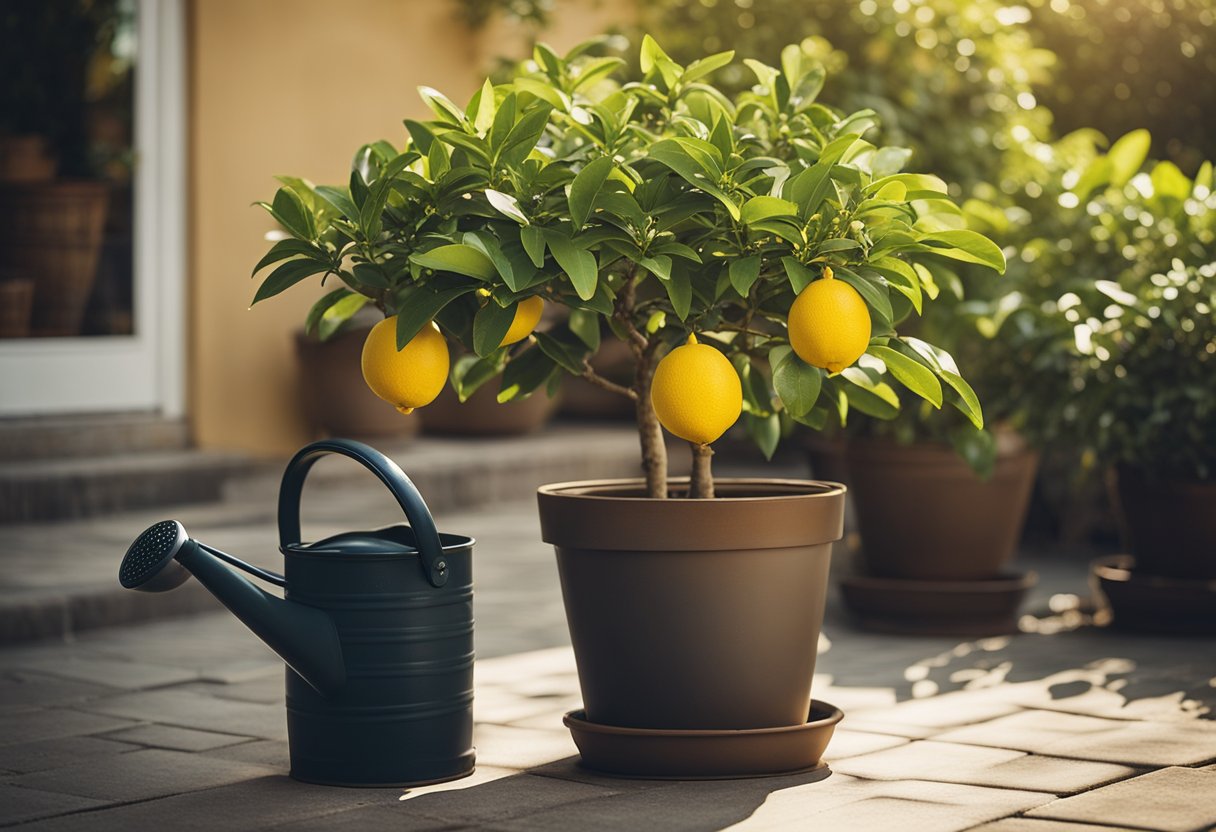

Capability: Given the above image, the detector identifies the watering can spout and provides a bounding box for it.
[119,522,345,696]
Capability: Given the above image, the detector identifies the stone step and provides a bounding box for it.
[0,412,191,462]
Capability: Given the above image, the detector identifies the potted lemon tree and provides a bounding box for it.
[252,37,1003,776]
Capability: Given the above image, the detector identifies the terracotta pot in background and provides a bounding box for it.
[1109,467,1216,580]
[419,380,559,436]
[845,435,1040,581]
[0,135,57,183]
[559,337,636,420]
[0,181,109,336]
[537,478,845,731]
[294,327,419,439]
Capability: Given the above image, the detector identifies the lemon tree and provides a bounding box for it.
[252,36,1004,497]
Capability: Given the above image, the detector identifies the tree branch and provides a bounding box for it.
[580,362,638,401]
[689,442,714,499]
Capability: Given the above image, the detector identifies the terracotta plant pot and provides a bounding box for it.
[845,436,1039,580]
[294,328,419,439]
[559,337,636,420]
[0,181,109,336]
[537,478,845,730]
[419,381,559,436]
[1108,467,1216,580]
[0,135,57,183]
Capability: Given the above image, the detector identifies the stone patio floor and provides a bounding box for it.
[1,463,1214,830]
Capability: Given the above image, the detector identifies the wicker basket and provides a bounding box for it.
[0,181,109,337]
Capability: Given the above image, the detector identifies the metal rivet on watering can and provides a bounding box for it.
[118,439,476,788]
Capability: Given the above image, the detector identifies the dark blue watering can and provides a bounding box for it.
[118,439,476,787]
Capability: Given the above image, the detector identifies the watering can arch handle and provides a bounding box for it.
[278,439,449,588]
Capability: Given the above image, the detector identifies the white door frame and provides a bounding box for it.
[0,0,186,419]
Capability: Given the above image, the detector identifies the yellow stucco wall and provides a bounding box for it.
[189,0,631,454]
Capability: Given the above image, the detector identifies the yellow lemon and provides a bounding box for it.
[360,316,449,415]
[499,296,544,347]
[650,334,742,445]
[787,267,871,373]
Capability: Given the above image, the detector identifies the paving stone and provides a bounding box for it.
[971,819,1140,832]
[10,775,400,832]
[6,656,201,690]
[78,688,287,740]
[102,723,252,752]
[472,723,580,770]
[0,784,104,825]
[0,672,116,713]
[832,740,1138,794]
[201,739,290,770]
[8,747,278,802]
[197,659,281,684]
[0,708,137,747]
[839,691,1022,739]
[182,676,284,705]
[1026,766,1216,832]
[936,710,1216,766]
[401,770,616,825]
[528,757,683,792]
[265,805,472,832]
[0,736,135,774]
[823,728,911,760]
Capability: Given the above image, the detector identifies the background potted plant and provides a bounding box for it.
[251,36,1004,775]
[963,129,1216,632]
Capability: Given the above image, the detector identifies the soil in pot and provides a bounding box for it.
[845,435,1039,581]
[419,381,559,436]
[295,327,420,439]
[1108,467,1216,580]
[537,478,845,731]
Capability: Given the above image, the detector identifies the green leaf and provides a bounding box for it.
[417,85,468,128]
[745,412,781,460]
[648,140,740,220]
[941,370,984,429]
[729,255,762,296]
[1107,129,1151,187]
[304,288,353,336]
[252,239,322,275]
[640,34,682,88]
[544,231,598,300]
[783,257,815,293]
[1151,160,1191,202]
[486,189,530,225]
[313,185,358,219]
[637,255,673,281]
[571,57,626,91]
[773,353,822,418]
[740,195,798,225]
[839,368,900,419]
[498,343,557,402]
[569,156,615,229]
[473,299,518,357]
[868,345,942,408]
[252,258,330,304]
[394,285,476,349]
[318,292,369,341]
[535,330,589,374]
[665,269,692,320]
[919,230,1006,273]
[817,238,861,253]
[265,187,315,240]
[473,77,496,134]
[451,353,504,402]
[832,266,892,324]
[410,244,496,281]
[520,225,546,268]
[568,308,601,350]
[680,50,735,85]
[782,162,833,214]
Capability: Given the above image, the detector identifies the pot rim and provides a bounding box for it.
[537,477,846,503]
[563,701,843,737]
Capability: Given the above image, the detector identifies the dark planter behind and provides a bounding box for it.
[295,328,419,439]
[1109,467,1216,580]
[537,478,845,730]
[846,437,1040,580]
[419,382,559,436]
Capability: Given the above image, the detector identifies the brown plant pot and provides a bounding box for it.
[0,181,109,336]
[294,328,420,439]
[1108,467,1216,580]
[559,337,636,420]
[537,478,846,730]
[419,381,559,436]
[845,437,1040,581]
[0,135,57,183]
[1091,555,1216,634]
[0,278,35,339]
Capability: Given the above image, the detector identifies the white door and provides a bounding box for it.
[0,0,185,418]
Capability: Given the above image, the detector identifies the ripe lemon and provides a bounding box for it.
[361,316,449,415]
[650,334,742,445]
[499,296,544,347]
[788,267,871,373]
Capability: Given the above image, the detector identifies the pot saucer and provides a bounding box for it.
[563,700,843,780]
[1091,555,1216,634]
[840,571,1036,636]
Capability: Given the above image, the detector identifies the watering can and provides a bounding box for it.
[117,439,475,787]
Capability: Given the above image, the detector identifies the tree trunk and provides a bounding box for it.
[634,354,667,499]
[689,442,714,499]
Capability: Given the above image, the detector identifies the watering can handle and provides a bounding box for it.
[277,439,449,588]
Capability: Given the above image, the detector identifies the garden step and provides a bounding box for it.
[0,413,191,462]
